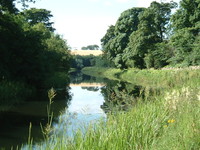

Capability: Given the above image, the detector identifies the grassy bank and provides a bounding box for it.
[82,67,200,88]
[25,67,200,149]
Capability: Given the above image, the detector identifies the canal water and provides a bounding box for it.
[0,72,145,149]
[0,73,106,149]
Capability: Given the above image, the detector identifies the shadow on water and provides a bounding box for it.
[0,86,71,150]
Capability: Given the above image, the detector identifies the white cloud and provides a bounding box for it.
[104,1,112,6]
[116,0,130,3]
[55,16,116,49]
[87,0,100,2]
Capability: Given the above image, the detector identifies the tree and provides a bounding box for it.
[81,44,100,50]
[169,0,200,66]
[168,26,200,66]
[101,8,145,68]
[124,1,176,68]
[0,0,35,13]
[101,25,115,59]
[21,8,55,31]
[0,0,71,106]
[171,0,200,31]
[81,46,88,50]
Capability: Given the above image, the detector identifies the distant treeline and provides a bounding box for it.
[81,44,100,50]
[71,55,109,71]
[0,0,71,109]
[101,0,200,69]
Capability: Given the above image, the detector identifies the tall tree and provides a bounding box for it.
[124,1,176,68]
[101,8,145,68]
[21,8,55,31]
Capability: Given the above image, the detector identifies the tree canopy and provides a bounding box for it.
[101,0,199,69]
[0,0,71,106]
[21,8,55,31]
[101,7,145,68]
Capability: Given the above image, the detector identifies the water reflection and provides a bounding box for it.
[68,86,105,114]
[0,87,71,150]
[101,80,162,113]
[70,71,105,84]
[53,85,105,138]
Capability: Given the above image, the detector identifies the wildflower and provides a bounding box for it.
[168,119,175,123]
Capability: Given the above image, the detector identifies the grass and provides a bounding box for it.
[23,67,200,149]
[82,67,200,88]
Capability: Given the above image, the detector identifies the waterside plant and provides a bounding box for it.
[22,67,200,150]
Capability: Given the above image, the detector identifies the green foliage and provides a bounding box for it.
[71,55,111,70]
[169,0,200,66]
[45,34,70,71]
[0,0,36,13]
[21,8,55,31]
[0,0,18,13]
[0,0,71,108]
[171,0,200,30]
[71,55,95,70]
[101,0,199,69]
[124,1,176,69]
[144,42,173,69]
[101,8,145,68]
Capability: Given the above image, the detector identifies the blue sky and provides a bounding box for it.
[28,0,180,49]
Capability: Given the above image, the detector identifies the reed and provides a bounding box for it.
[24,67,200,150]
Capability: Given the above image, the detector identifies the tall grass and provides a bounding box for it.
[29,87,200,150]
[24,67,200,150]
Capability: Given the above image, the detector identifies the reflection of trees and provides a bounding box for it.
[0,85,72,149]
[70,72,92,84]
[101,81,141,112]
[101,80,161,113]
[81,87,99,92]
[70,71,105,84]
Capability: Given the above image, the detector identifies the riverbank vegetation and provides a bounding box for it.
[0,0,71,111]
[27,66,200,150]
[82,66,200,88]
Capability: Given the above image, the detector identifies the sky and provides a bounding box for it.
[27,0,180,49]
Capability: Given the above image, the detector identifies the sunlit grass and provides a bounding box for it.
[23,67,200,149]
[29,87,200,150]
[82,67,200,88]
